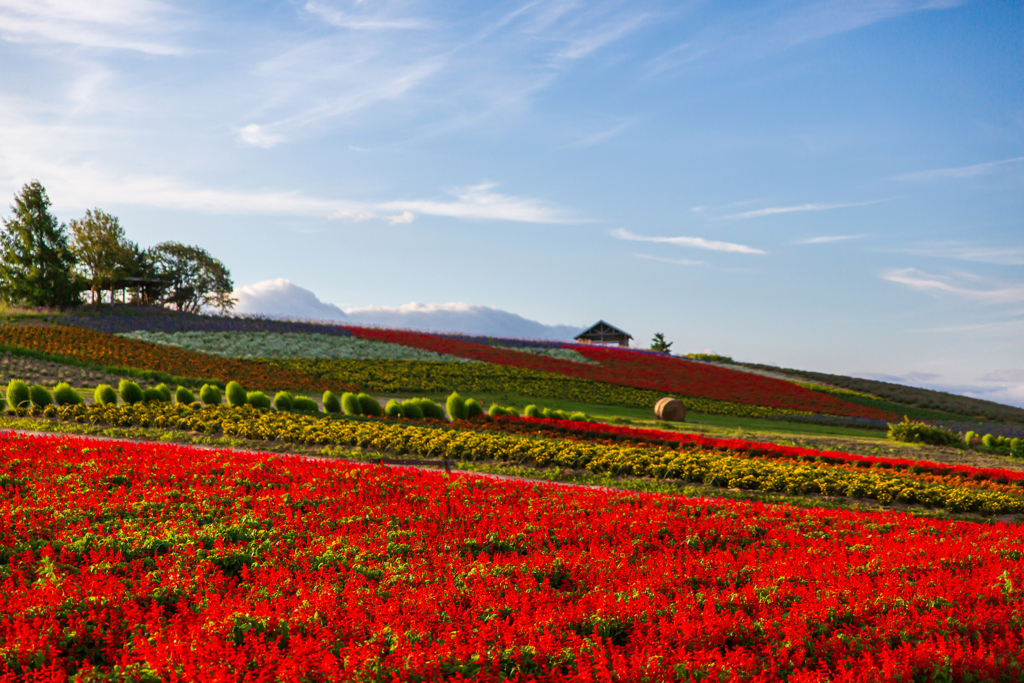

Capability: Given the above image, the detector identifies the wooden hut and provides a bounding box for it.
[574,320,633,348]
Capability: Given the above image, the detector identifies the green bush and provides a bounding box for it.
[385,399,404,418]
[292,396,319,412]
[0,394,4,412]
[569,411,588,421]
[29,384,53,407]
[488,403,518,418]
[524,404,541,419]
[51,382,81,406]
[247,391,272,409]
[964,431,976,446]
[465,398,483,419]
[226,381,247,407]
[419,399,446,420]
[322,391,341,414]
[142,387,165,403]
[358,393,382,417]
[401,400,423,419]
[274,391,294,411]
[119,380,143,405]
[199,384,222,406]
[1012,438,1022,456]
[341,392,361,416]
[3,380,25,411]
[887,417,959,446]
[446,392,467,421]
[175,386,195,405]
[982,434,996,448]
[541,407,554,419]
[155,383,172,402]
[94,384,117,406]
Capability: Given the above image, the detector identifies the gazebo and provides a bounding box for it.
[574,320,633,348]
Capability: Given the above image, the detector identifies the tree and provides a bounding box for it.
[0,181,80,308]
[649,332,673,354]
[151,241,236,314]
[69,208,134,304]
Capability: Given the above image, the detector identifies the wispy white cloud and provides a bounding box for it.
[881,268,1024,304]
[612,228,765,254]
[723,199,885,220]
[378,182,580,224]
[0,0,184,54]
[980,369,1024,383]
[894,156,1024,182]
[893,243,1024,266]
[303,1,430,31]
[795,234,867,245]
[566,122,632,148]
[648,0,963,76]
[635,254,706,266]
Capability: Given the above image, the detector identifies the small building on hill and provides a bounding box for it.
[574,320,633,348]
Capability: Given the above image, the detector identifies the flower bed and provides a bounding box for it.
[346,326,900,420]
[3,431,1024,681]
[24,402,1024,514]
[61,305,354,336]
[0,325,340,392]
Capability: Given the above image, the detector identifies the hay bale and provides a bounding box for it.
[654,397,687,422]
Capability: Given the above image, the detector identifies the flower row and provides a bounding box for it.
[3,431,1024,681]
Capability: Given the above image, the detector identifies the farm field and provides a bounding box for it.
[3,306,1024,679]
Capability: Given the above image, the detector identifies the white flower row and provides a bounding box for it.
[494,345,598,365]
[120,330,477,362]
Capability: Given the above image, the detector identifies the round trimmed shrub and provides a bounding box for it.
[541,407,555,419]
[247,391,271,409]
[488,403,507,417]
[322,391,341,414]
[52,382,82,406]
[29,384,53,407]
[1012,438,1022,455]
[6,380,29,410]
[226,381,247,407]
[155,384,172,402]
[420,399,446,420]
[341,392,361,416]
[274,391,294,411]
[385,399,404,418]
[569,411,588,422]
[119,380,143,405]
[464,398,483,419]
[964,431,976,447]
[446,392,467,421]
[983,434,996,448]
[524,404,541,419]
[142,387,164,403]
[199,384,222,406]
[292,396,319,412]
[94,384,118,406]
[401,400,423,419]
[358,393,382,417]
[175,386,195,404]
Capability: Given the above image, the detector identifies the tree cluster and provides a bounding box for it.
[0,181,235,313]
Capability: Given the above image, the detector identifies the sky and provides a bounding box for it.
[1,0,1022,407]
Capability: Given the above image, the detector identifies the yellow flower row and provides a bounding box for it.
[24,402,1024,515]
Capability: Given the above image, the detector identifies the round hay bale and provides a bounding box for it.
[654,397,687,422]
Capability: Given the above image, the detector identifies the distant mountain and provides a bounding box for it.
[231,279,582,341]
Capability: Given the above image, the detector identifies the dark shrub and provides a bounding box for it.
[385,399,404,418]
[358,393,382,417]
[292,396,319,412]
[465,398,483,419]
[446,392,467,421]
[341,392,361,416]
[322,391,341,414]
[226,381,247,407]
[29,384,53,407]
[95,384,118,406]
[247,391,271,409]
[420,399,445,420]
[524,404,541,418]
[887,417,959,446]
[274,391,294,411]
[402,400,423,419]
[175,386,195,404]
[119,380,143,405]
[982,434,996,448]
[155,383,172,402]
[199,384,222,406]
[52,382,82,406]
[142,387,164,403]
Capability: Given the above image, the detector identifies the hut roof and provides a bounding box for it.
[575,320,633,341]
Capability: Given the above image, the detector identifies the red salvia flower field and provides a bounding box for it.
[345,326,899,421]
[3,431,1024,682]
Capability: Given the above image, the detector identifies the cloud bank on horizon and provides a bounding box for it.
[231,279,583,340]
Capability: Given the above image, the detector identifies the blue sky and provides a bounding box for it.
[1,0,1022,406]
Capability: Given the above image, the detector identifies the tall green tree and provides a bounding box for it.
[649,332,673,354]
[0,181,80,308]
[69,208,134,304]
[151,241,236,314]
